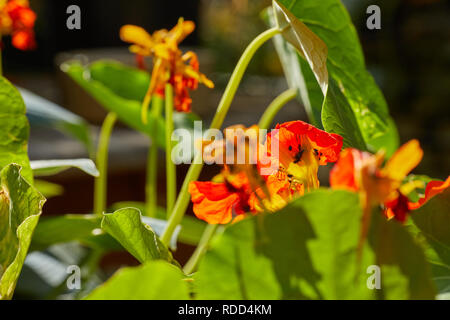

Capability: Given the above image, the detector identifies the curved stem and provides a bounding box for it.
[165,84,177,217]
[145,96,164,217]
[258,88,298,129]
[183,224,218,275]
[161,27,281,246]
[94,112,117,215]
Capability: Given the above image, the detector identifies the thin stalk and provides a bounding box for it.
[0,35,3,76]
[145,96,164,217]
[258,88,298,129]
[161,27,281,246]
[183,224,218,275]
[165,84,177,217]
[94,112,117,215]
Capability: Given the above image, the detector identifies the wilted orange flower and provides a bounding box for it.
[120,19,214,121]
[329,140,427,260]
[265,121,343,190]
[0,0,36,50]
[384,176,450,222]
[330,140,426,223]
[189,121,343,224]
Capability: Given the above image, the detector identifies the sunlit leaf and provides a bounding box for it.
[110,201,207,246]
[273,0,328,95]
[0,164,46,300]
[322,79,367,149]
[101,208,176,264]
[268,0,399,155]
[85,260,190,300]
[30,159,99,177]
[196,190,373,299]
[0,77,33,183]
[196,189,435,300]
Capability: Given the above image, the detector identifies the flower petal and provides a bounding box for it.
[383,139,423,181]
[329,148,359,191]
[408,176,450,210]
[188,180,250,225]
[120,25,153,50]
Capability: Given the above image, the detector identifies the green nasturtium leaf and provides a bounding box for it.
[272,0,328,95]
[369,212,436,299]
[412,189,450,264]
[19,87,93,156]
[101,208,176,264]
[110,201,207,246]
[322,78,367,149]
[0,164,46,300]
[62,60,200,150]
[264,9,322,127]
[196,189,435,300]
[30,159,99,177]
[268,0,399,155]
[411,188,450,294]
[85,260,190,300]
[30,209,200,253]
[196,190,374,300]
[0,77,33,183]
[30,214,121,252]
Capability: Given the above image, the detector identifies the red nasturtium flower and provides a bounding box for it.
[120,18,214,121]
[189,121,343,225]
[0,0,36,50]
[265,121,343,190]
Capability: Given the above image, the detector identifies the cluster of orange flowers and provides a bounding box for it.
[0,0,36,50]
[189,121,343,224]
[120,19,214,121]
[189,121,449,226]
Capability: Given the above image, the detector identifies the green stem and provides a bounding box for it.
[258,88,298,129]
[161,27,281,246]
[0,35,3,76]
[145,96,164,217]
[165,84,177,217]
[183,224,218,275]
[94,112,117,215]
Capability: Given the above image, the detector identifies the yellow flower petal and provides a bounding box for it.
[120,25,154,51]
[383,140,423,181]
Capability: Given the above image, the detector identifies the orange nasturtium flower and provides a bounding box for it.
[120,18,214,122]
[384,176,450,222]
[329,139,450,223]
[189,121,343,225]
[0,0,36,50]
[330,140,423,223]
